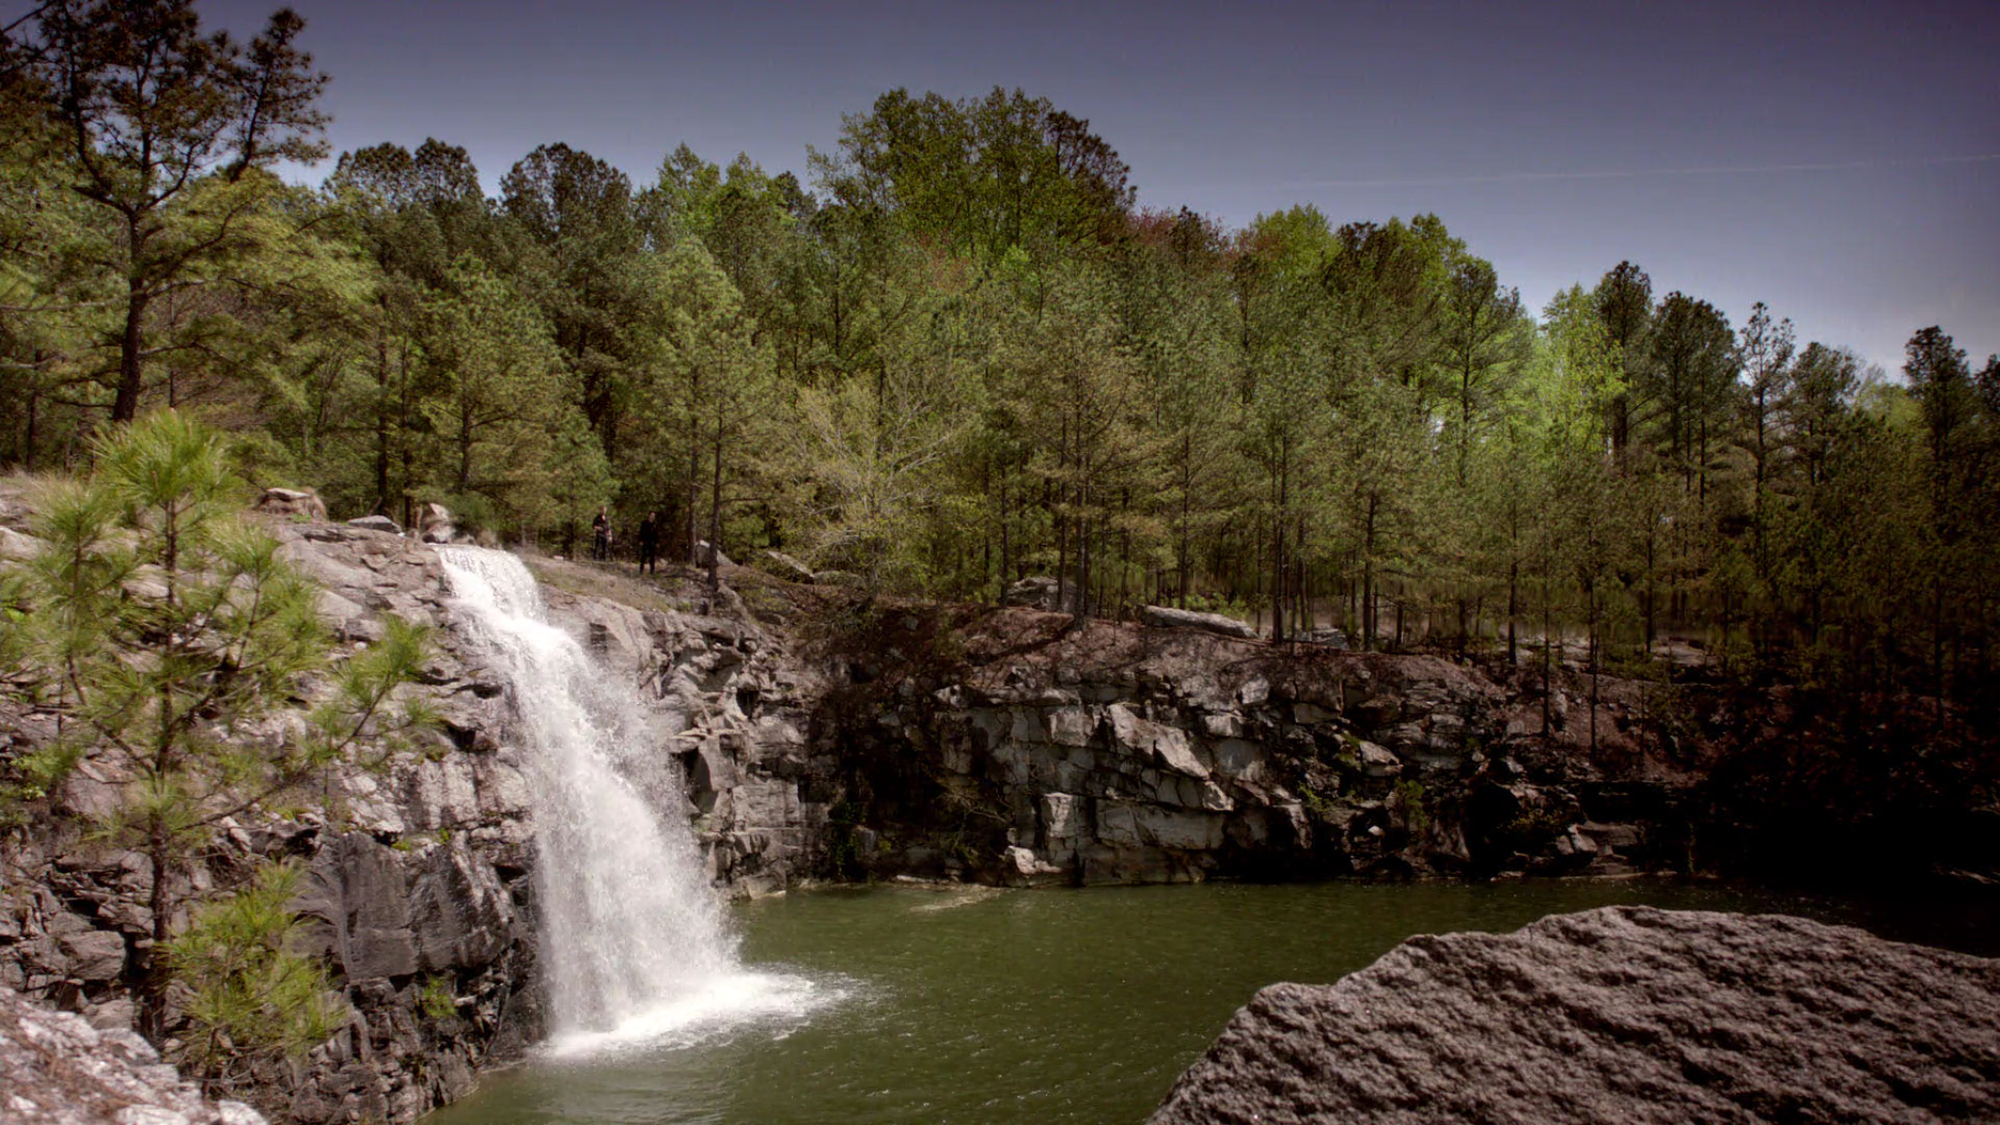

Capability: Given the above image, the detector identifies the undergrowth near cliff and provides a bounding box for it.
[168,861,344,1091]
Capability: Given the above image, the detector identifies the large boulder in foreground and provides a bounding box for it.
[1151,905,2000,1125]
[0,983,264,1124]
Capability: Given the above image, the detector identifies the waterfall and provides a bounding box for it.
[439,547,825,1057]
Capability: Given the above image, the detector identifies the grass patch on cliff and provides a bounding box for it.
[1498,807,1569,854]
[418,974,458,1022]
[523,554,690,615]
[1394,779,1430,834]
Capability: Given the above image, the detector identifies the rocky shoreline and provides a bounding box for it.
[2,501,1995,1122]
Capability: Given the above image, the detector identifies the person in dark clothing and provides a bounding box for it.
[591,506,611,562]
[638,510,660,575]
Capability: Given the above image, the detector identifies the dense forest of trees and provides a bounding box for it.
[5,1,1999,710]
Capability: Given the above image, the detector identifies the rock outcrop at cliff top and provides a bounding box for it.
[1140,605,1259,638]
[1150,905,2000,1125]
[0,983,264,1124]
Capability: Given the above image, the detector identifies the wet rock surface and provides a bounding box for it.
[0,982,265,1125]
[1150,905,2000,1125]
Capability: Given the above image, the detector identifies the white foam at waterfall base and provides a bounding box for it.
[539,969,833,1060]
[438,547,841,1058]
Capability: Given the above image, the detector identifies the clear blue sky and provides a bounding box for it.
[194,0,1997,374]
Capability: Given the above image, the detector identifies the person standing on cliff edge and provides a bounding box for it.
[638,510,660,575]
[592,505,611,562]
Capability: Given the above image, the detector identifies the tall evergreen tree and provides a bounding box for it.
[648,240,776,585]
[16,0,331,421]
[1594,261,1652,457]
[501,143,646,462]
[15,411,428,1034]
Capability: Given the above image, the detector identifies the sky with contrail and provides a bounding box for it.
[184,0,1998,375]
[1289,154,2000,191]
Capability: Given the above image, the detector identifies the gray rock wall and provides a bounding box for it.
[818,609,1678,887]
[532,579,826,898]
[0,513,1717,1122]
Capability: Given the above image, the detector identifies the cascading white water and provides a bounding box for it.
[439,547,827,1057]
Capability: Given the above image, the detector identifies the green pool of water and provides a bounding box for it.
[424,878,1994,1125]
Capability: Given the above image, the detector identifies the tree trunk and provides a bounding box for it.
[1270,446,1287,642]
[400,444,414,530]
[1643,528,1657,655]
[1000,475,1012,595]
[112,276,150,424]
[686,381,703,565]
[1362,499,1378,652]
[1542,575,1553,738]
[23,367,39,472]
[707,403,725,593]
[139,819,172,1041]
[373,336,391,514]
[1178,432,1193,609]
[1589,589,1600,754]
[1507,559,1519,665]
[457,399,473,493]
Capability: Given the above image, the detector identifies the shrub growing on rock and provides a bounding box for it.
[168,860,344,1087]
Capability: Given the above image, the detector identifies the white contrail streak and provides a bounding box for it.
[1291,153,2000,190]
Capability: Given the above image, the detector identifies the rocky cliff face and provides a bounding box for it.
[1148,905,2000,1125]
[812,606,1702,887]
[0,518,827,1124]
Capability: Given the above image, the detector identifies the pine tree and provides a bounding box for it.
[786,243,984,591]
[649,241,777,589]
[13,411,430,1034]
[997,261,1153,615]
[17,0,331,421]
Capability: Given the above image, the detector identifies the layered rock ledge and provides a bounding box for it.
[817,606,1691,886]
[1150,905,2000,1125]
